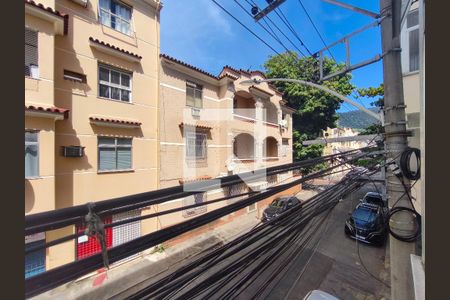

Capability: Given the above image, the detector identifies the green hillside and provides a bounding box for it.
[337,108,379,129]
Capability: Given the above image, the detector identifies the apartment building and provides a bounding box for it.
[159,55,300,244]
[321,127,371,155]
[400,0,422,216]
[25,0,161,278]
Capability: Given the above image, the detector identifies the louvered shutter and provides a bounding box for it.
[25,28,38,77]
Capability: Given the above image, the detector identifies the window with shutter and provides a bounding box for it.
[185,132,206,160]
[409,28,419,72]
[25,131,39,178]
[98,137,132,171]
[99,0,132,36]
[25,28,38,78]
[186,81,203,108]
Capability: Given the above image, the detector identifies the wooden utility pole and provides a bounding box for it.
[379,0,416,299]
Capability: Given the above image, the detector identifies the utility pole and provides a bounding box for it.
[380,0,416,299]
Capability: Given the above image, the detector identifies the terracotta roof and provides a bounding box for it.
[25,0,66,18]
[25,105,69,118]
[221,65,241,76]
[179,122,212,130]
[89,116,142,126]
[89,37,142,60]
[249,85,274,97]
[249,70,266,78]
[160,54,218,80]
[268,83,284,96]
[179,175,212,184]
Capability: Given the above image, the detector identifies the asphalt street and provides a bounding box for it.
[127,181,390,300]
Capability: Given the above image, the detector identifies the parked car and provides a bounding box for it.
[344,201,388,246]
[261,196,302,223]
[303,289,340,300]
[361,192,386,208]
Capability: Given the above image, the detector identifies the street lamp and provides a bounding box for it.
[240,78,384,125]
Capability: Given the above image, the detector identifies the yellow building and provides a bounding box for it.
[159,55,300,245]
[25,0,162,277]
[400,0,422,215]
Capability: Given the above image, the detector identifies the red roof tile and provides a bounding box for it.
[25,0,66,18]
[249,85,274,97]
[89,116,141,126]
[89,37,142,60]
[179,122,212,130]
[161,54,218,80]
[25,105,69,118]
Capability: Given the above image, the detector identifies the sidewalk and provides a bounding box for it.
[33,213,260,300]
[33,188,316,300]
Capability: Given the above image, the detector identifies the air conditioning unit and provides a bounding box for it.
[191,107,201,117]
[62,146,85,157]
[70,0,88,7]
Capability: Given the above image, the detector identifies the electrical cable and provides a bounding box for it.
[296,0,337,62]
[399,147,421,180]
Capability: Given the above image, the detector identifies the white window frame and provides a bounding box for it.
[98,0,133,36]
[25,27,39,79]
[185,132,207,160]
[401,8,419,74]
[98,137,133,172]
[25,131,39,179]
[186,81,203,109]
[98,64,132,103]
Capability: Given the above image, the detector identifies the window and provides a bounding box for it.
[25,131,39,178]
[99,65,132,102]
[25,239,45,278]
[99,0,132,35]
[405,9,419,72]
[98,137,132,171]
[186,132,207,160]
[25,28,38,78]
[186,81,203,108]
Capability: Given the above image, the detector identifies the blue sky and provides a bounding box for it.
[160,0,383,112]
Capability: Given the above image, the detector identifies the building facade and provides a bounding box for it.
[400,0,422,216]
[25,0,162,277]
[158,55,300,243]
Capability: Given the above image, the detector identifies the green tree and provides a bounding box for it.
[355,83,384,135]
[264,52,354,172]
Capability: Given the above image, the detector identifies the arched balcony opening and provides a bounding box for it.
[263,101,278,125]
[263,136,278,159]
[233,91,256,119]
[233,133,255,161]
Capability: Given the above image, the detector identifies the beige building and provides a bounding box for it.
[25,0,161,277]
[400,0,422,216]
[322,127,370,156]
[158,55,300,243]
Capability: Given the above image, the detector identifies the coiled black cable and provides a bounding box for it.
[387,179,421,242]
[400,147,421,180]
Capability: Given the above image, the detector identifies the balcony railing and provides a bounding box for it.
[232,114,279,128]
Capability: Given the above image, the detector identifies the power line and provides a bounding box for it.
[209,0,282,56]
[233,0,299,59]
[274,6,314,56]
[247,0,307,57]
[296,0,337,62]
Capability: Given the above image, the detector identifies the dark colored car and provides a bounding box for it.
[344,201,388,246]
[262,196,302,223]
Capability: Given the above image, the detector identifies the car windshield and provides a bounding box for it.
[352,207,377,223]
[270,199,287,208]
[365,195,382,205]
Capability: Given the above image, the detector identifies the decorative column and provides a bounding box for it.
[254,99,264,168]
